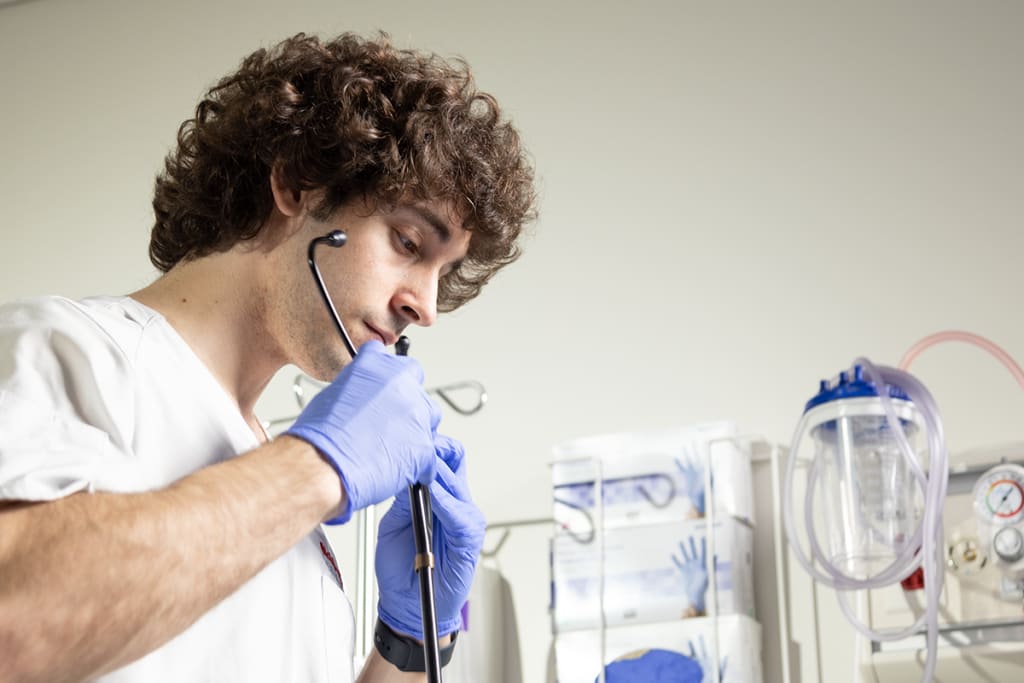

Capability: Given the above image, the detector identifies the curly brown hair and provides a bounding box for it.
[150,32,536,311]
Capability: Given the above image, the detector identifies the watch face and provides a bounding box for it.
[974,465,1024,525]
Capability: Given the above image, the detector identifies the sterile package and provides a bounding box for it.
[551,422,754,530]
[554,614,763,683]
[551,516,755,633]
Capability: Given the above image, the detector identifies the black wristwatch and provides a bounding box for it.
[373,619,458,672]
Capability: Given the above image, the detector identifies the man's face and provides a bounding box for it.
[277,196,471,380]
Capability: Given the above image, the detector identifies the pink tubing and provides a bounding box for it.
[898,330,1024,390]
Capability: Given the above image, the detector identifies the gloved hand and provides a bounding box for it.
[375,434,485,640]
[284,341,441,524]
[671,536,709,614]
[675,446,707,517]
[686,635,729,683]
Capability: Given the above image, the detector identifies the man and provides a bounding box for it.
[0,32,536,683]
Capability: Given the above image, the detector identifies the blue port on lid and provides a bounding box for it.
[803,365,911,414]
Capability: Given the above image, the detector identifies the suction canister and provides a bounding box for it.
[803,366,923,578]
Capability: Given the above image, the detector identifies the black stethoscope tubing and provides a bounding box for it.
[309,231,443,681]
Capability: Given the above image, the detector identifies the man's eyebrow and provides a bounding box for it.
[406,205,452,243]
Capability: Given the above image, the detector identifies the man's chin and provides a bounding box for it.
[308,352,350,383]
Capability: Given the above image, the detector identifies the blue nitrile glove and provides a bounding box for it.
[686,635,729,683]
[675,446,707,516]
[671,536,709,614]
[375,434,485,640]
[284,341,441,525]
[600,649,703,683]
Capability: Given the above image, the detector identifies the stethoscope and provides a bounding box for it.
[308,231,444,682]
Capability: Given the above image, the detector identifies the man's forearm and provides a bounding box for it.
[0,435,342,683]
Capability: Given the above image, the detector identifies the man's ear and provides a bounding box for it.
[270,164,304,217]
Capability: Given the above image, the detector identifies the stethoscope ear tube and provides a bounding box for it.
[308,232,358,359]
[309,234,443,681]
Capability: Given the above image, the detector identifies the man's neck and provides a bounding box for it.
[130,251,284,424]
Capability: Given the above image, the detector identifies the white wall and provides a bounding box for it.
[2,1,1023,681]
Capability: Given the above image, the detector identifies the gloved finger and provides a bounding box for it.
[689,536,698,561]
[355,338,386,355]
[378,495,413,537]
[430,450,473,505]
[414,449,437,486]
[376,517,409,548]
[386,351,435,430]
[434,433,466,475]
[388,488,412,514]
[356,339,427,385]
[429,468,479,535]
[380,469,447,540]
[676,541,686,563]
[378,440,452,536]
[427,456,484,548]
[400,435,461,508]
[432,440,471,504]
[427,394,442,433]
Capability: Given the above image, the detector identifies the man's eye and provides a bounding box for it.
[395,231,419,255]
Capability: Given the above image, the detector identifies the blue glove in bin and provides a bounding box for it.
[675,448,707,517]
[600,649,703,683]
[671,536,710,614]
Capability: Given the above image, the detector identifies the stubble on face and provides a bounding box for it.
[291,282,352,382]
[270,243,353,383]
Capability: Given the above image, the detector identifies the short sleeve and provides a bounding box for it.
[0,298,139,502]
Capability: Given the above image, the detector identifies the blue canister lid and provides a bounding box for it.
[803,365,911,414]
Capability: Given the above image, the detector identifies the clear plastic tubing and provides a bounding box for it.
[782,358,948,683]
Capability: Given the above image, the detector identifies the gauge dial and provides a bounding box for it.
[974,464,1024,525]
[993,527,1024,562]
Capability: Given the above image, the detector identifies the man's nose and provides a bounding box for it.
[394,272,439,327]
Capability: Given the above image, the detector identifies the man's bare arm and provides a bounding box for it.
[0,435,342,683]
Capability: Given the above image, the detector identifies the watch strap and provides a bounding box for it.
[373,619,458,672]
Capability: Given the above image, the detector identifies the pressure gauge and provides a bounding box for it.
[974,464,1024,525]
[993,528,1024,562]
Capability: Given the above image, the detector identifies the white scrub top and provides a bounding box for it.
[0,296,354,683]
